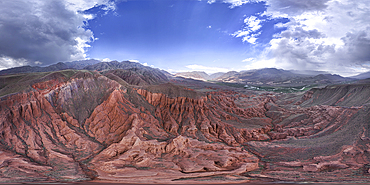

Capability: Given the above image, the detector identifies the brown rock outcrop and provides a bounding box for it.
[136,88,273,145]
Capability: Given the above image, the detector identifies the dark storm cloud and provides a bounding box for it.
[337,28,370,68]
[280,27,324,40]
[270,37,336,70]
[0,0,93,67]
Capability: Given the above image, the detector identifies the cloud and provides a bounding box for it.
[242,58,255,62]
[0,0,116,69]
[265,0,370,75]
[232,16,263,44]
[244,58,277,70]
[186,64,229,74]
[222,0,370,75]
[263,0,331,17]
[204,0,261,8]
[128,59,140,63]
[102,58,111,62]
[0,57,28,71]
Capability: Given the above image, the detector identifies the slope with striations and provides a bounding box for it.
[0,67,369,183]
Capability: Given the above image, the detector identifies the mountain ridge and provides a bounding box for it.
[0,63,370,183]
[1,60,365,87]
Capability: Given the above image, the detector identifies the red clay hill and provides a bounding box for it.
[0,62,369,183]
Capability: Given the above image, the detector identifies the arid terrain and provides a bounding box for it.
[0,61,369,184]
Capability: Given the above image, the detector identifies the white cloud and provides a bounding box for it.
[128,59,140,63]
[263,0,370,75]
[223,0,261,8]
[204,0,262,8]
[243,58,277,70]
[222,0,370,75]
[64,0,116,13]
[186,64,229,74]
[128,59,153,68]
[242,58,255,62]
[232,16,263,44]
[0,57,28,71]
[102,58,111,62]
[83,14,95,20]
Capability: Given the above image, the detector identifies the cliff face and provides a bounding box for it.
[0,70,369,183]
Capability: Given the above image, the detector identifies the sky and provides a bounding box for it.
[0,0,369,76]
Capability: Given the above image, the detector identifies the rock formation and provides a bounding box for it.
[0,69,369,183]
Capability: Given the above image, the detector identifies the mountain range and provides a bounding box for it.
[1,60,369,87]
[176,68,357,87]
[0,60,370,183]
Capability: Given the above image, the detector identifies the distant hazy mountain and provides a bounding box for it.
[0,59,101,75]
[1,61,356,87]
[64,59,101,69]
[188,68,353,86]
[217,68,302,84]
[215,71,239,81]
[289,70,329,76]
[351,71,370,79]
[209,72,225,80]
[83,60,148,71]
[0,62,68,75]
[175,71,210,81]
[174,71,228,81]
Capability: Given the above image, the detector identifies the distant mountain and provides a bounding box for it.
[0,62,68,75]
[351,71,370,79]
[64,59,101,69]
[209,72,225,80]
[289,69,329,76]
[102,68,168,86]
[217,68,302,84]
[0,59,101,75]
[83,60,148,71]
[215,71,239,81]
[174,71,228,81]
[214,68,353,86]
[175,71,210,81]
[85,61,169,85]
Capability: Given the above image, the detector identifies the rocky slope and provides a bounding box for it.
[0,59,101,75]
[173,68,354,88]
[0,69,369,183]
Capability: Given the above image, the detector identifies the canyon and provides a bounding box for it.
[0,63,369,183]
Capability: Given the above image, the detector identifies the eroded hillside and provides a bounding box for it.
[0,69,369,183]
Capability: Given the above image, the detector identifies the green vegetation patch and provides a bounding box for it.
[244,85,316,93]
